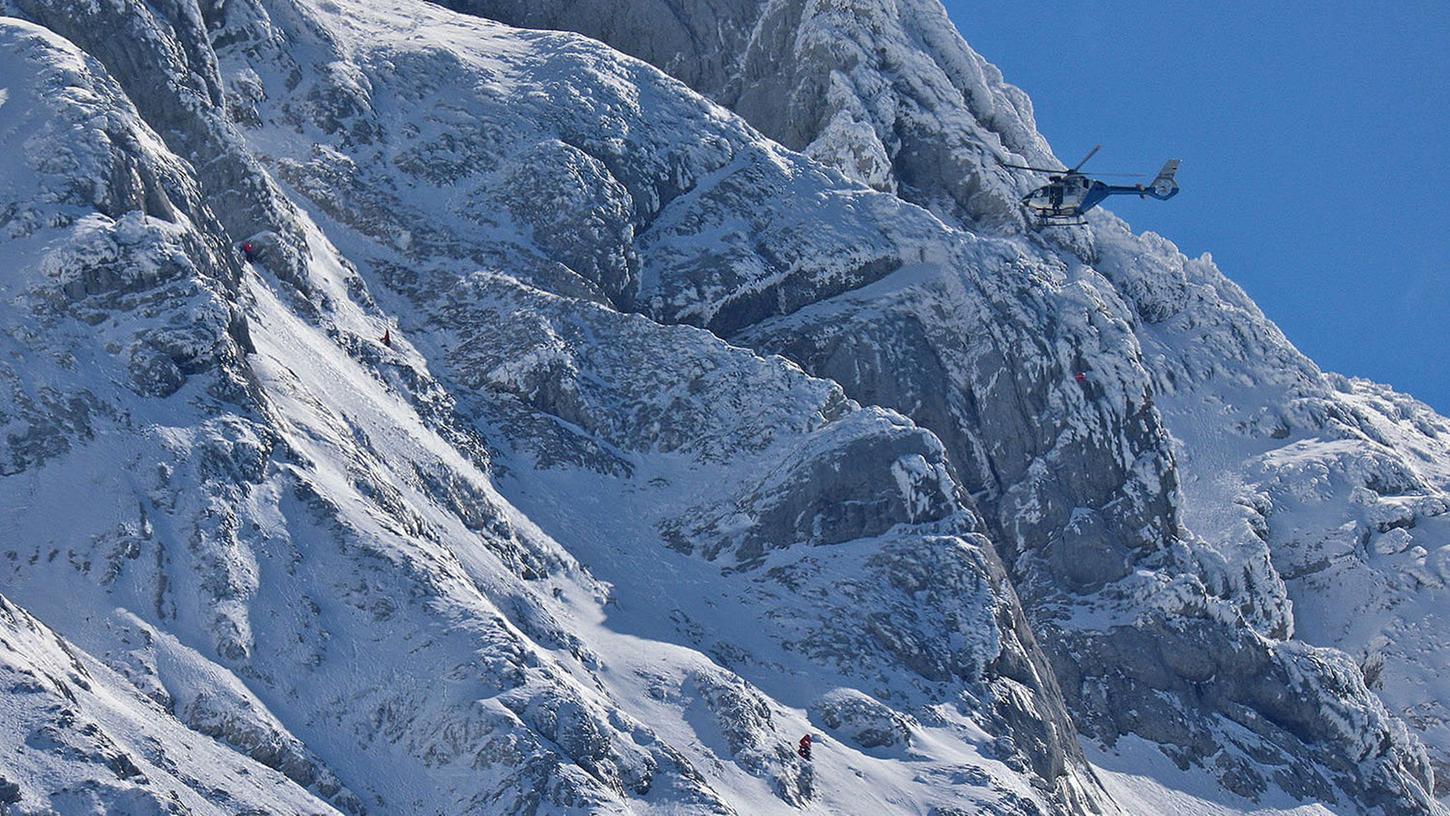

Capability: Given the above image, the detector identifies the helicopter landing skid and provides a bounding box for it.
[1030,217,1087,229]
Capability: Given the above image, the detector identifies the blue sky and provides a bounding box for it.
[945,2,1450,412]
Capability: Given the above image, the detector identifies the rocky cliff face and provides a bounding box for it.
[447,1,1450,812]
[0,0,1446,814]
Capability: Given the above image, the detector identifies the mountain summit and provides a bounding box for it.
[0,0,1447,813]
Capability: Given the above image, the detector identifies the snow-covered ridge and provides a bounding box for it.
[0,1,1097,811]
[0,0,1447,813]
[435,3,1450,811]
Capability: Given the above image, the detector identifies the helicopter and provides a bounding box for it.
[999,145,1180,226]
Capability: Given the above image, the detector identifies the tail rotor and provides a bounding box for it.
[1149,159,1180,199]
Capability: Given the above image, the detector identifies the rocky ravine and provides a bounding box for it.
[0,0,1446,814]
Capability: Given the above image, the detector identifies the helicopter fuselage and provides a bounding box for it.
[1006,155,1181,226]
[1023,173,1175,224]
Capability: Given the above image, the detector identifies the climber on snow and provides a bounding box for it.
[241,240,256,262]
[380,328,392,348]
[797,733,813,761]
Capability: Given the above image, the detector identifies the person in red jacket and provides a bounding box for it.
[797,734,812,761]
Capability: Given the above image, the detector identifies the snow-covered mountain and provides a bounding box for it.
[0,0,1446,813]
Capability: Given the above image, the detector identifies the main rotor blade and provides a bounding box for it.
[998,160,1066,174]
[1068,144,1102,173]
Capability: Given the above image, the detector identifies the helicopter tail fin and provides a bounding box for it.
[1148,159,1180,199]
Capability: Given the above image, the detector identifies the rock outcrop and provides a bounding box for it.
[0,0,1446,813]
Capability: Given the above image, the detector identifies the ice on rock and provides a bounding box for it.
[2,0,1449,813]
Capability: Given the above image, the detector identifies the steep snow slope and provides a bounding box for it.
[382,0,1450,811]
[203,0,1113,809]
[0,8,737,814]
[437,1,1450,812]
[0,0,1110,814]
[1093,216,1450,798]
[0,593,344,815]
[2,0,1449,813]
[0,19,342,812]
